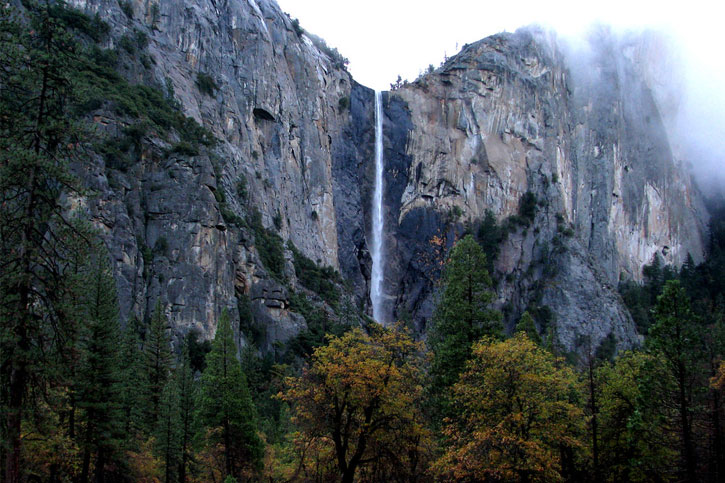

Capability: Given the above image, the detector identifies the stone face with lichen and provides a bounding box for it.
[377,28,706,352]
[70,0,707,356]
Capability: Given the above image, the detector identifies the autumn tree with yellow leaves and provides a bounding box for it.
[434,333,586,482]
[280,325,433,482]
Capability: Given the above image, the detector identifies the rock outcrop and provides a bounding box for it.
[69,0,707,354]
[378,28,707,351]
[70,0,369,347]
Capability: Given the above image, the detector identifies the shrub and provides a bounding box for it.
[289,243,340,307]
[153,236,168,255]
[53,7,110,41]
[518,191,538,224]
[236,176,248,201]
[119,34,136,54]
[170,142,199,157]
[338,96,349,112]
[273,211,282,231]
[291,17,303,37]
[196,72,218,96]
[119,1,134,19]
[249,209,286,281]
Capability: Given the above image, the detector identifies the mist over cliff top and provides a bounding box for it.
[278,0,725,197]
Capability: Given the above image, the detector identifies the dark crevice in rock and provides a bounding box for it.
[253,107,276,121]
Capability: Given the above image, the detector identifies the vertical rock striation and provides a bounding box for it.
[383,28,707,351]
[68,0,707,353]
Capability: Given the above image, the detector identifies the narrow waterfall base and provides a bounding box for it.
[370,91,385,323]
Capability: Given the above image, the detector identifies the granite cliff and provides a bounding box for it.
[67,0,707,354]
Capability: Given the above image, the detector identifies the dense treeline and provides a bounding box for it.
[2,1,725,482]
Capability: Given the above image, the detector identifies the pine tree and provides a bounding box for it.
[515,310,541,345]
[426,234,501,422]
[648,280,704,483]
[197,310,263,480]
[177,343,197,483]
[155,377,182,483]
[118,317,147,445]
[144,301,172,426]
[75,254,123,483]
[0,4,92,480]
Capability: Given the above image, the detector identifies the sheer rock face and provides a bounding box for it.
[72,0,706,352]
[381,29,707,350]
[71,0,367,345]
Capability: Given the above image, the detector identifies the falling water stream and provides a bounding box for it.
[370,91,385,322]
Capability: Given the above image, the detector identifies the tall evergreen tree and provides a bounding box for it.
[197,310,262,480]
[648,280,704,483]
[118,316,147,445]
[144,301,172,426]
[177,342,198,483]
[75,253,123,483]
[0,4,92,480]
[426,234,501,422]
[155,377,182,483]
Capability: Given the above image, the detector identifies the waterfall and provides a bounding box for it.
[370,91,385,322]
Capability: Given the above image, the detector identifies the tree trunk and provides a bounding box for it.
[678,362,697,482]
[588,356,600,482]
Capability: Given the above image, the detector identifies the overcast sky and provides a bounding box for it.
[275,0,725,192]
[274,0,720,91]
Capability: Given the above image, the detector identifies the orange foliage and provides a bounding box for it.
[280,324,433,482]
[712,360,725,391]
[434,333,586,482]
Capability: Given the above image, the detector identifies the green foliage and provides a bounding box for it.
[338,95,350,112]
[119,317,147,445]
[76,254,124,481]
[285,291,349,360]
[0,4,101,479]
[595,350,678,481]
[619,254,678,334]
[119,33,136,54]
[196,72,219,96]
[237,293,263,347]
[155,378,182,483]
[291,17,303,37]
[153,236,168,255]
[176,343,198,483]
[515,310,541,345]
[119,1,134,20]
[518,190,538,224]
[647,280,704,481]
[184,329,212,374]
[197,310,263,478]
[435,334,586,481]
[427,235,502,423]
[476,209,505,273]
[289,243,340,307]
[240,348,290,444]
[249,209,286,281]
[273,210,283,231]
[236,176,248,201]
[170,141,200,157]
[595,331,617,362]
[53,5,110,41]
[144,302,172,426]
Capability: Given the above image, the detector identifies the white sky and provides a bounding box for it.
[274,0,720,91]
[276,0,725,191]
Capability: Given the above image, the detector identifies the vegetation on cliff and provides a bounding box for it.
[1,2,725,482]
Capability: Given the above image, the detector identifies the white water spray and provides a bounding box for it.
[370,91,385,322]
